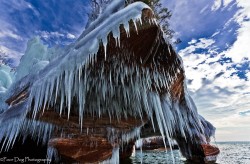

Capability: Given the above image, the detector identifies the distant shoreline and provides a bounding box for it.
[212,141,250,144]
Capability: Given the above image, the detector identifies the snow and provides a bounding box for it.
[82,0,125,36]
[75,1,151,58]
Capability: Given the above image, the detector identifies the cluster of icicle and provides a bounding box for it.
[28,47,204,146]
[0,117,54,153]
[0,1,213,163]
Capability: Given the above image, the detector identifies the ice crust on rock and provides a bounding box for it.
[81,0,125,36]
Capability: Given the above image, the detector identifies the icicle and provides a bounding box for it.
[168,44,172,56]
[138,17,142,26]
[54,77,60,104]
[123,21,130,37]
[59,88,65,116]
[47,146,59,163]
[132,19,138,34]
[67,71,74,119]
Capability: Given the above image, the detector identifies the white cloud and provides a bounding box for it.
[215,113,250,129]
[0,20,22,40]
[2,0,40,16]
[211,0,234,11]
[179,23,250,141]
[223,2,250,63]
[37,31,76,41]
[212,0,222,11]
[0,29,22,40]
[179,38,215,55]
[66,33,76,39]
[188,59,250,140]
[211,31,220,37]
[181,37,249,110]
[223,0,234,7]
[209,1,250,63]
[200,5,209,14]
[176,1,250,142]
[38,31,64,40]
[246,71,250,80]
[188,39,197,45]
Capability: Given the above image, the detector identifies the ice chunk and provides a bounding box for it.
[0,64,14,91]
[15,37,48,81]
[14,37,63,82]
[0,64,14,112]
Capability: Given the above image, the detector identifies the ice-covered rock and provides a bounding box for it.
[0,1,218,163]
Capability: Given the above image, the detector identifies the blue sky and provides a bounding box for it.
[0,0,249,141]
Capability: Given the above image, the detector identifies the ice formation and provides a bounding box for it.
[15,37,64,82]
[0,0,216,163]
[0,64,13,93]
[0,64,14,112]
[101,147,120,164]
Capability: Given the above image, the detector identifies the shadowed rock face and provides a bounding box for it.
[0,6,217,164]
